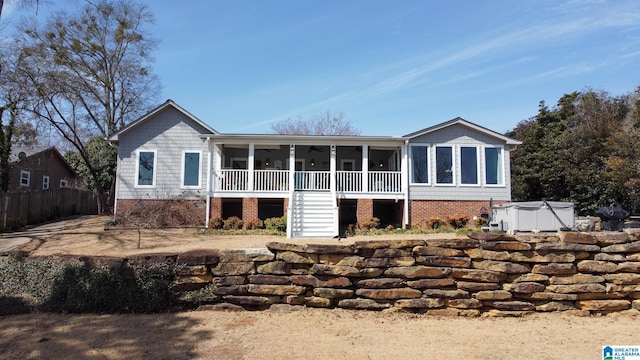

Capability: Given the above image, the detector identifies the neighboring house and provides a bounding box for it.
[8,146,78,191]
[109,99,521,238]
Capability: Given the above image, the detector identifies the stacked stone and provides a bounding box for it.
[160,230,640,315]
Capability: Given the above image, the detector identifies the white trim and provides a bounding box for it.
[135,149,157,188]
[409,143,430,185]
[483,145,505,187]
[434,145,455,186]
[42,175,50,189]
[459,145,480,187]
[20,170,30,187]
[181,150,203,189]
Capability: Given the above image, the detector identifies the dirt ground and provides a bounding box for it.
[1,216,639,360]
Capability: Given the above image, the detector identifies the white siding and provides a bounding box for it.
[408,124,513,201]
[115,107,210,200]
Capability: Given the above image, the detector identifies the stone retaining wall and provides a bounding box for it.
[129,231,640,316]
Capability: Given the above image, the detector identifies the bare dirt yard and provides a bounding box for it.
[1,216,638,359]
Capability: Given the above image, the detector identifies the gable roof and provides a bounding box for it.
[403,117,521,145]
[108,99,218,142]
[9,145,77,176]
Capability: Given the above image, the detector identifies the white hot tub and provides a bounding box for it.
[490,201,574,232]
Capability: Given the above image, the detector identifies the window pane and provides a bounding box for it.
[460,147,478,184]
[485,147,502,185]
[184,152,200,186]
[138,151,155,185]
[411,146,429,183]
[436,146,453,184]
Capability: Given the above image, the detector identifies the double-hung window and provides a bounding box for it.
[136,150,157,187]
[410,145,429,184]
[484,146,504,185]
[182,151,202,188]
[42,175,50,189]
[20,170,30,187]
[460,146,479,185]
[435,146,454,185]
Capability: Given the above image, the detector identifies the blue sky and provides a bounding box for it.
[5,0,640,136]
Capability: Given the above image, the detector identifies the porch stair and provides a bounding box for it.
[289,191,338,238]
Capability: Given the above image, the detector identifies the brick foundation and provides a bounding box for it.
[409,200,506,228]
[356,198,373,224]
[243,197,259,222]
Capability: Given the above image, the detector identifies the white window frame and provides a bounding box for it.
[42,175,50,190]
[483,145,505,187]
[434,145,455,186]
[409,144,430,185]
[181,150,202,189]
[459,145,480,187]
[60,179,68,188]
[20,170,30,187]
[135,150,157,188]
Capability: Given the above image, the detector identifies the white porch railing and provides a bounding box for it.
[214,169,249,191]
[254,170,289,191]
[294,171,331,191]
[337,171,362,192]
[213,169,401,193]
[369,171,402,192]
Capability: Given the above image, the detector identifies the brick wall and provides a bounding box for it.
[357,199,373,224]
[210,197,222,220]
[410,200,506,228]
[243,197,259,222]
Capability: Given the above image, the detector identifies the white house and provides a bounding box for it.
[108,99,521,238]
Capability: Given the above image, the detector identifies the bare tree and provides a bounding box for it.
[271,111,361,135]
[13,0,160,213]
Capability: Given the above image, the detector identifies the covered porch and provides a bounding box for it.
[209,142,406,196]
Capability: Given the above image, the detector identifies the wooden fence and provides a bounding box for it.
[0,189,98,229]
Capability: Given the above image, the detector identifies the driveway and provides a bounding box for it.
[0,218,74,253]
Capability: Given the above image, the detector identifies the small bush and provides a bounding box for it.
[223,216,243,230]
[243,219,264,230]
[264,216,287,232]
[426,216,446,229]
[475,216,489,227]
[447,214,470,229]
[359,217,380,230]
[208,217,224,229]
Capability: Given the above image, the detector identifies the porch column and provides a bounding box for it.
[205,138,213,227]
[330,145,336,192]
[402,140,410,229]
[248,143,255,191]
[288,144,295,191]
[362,144,369,192]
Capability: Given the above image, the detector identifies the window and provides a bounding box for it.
[20,170,30,187]
[410,145,429,184]
[485,147,503,185]
[435,146,453,184]
[460,146,479,185]
[60,179,68,188]
[182,151,201,188]
[136,150,157,187]
[42,176,50,189]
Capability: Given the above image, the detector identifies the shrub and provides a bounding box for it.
[359,217,380,230]
[243,219,264,230]
[426,216,446,229]
[447,214,470,229]
[0,255,179,314]
[223,216,243,230]
[475,216,489,227]
[208,217,224,229]
[264,216,287,232]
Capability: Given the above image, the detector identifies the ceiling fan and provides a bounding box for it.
[308,146,324,153]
